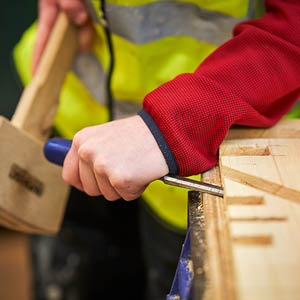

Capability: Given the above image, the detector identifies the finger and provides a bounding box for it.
[94,172,121,201]
[78,21,94,53]
[58,0,89,25]
[32,0,58,74]
[62,144,83,191]
[110,173,147,201]
[79,160,102,196]
[117,187,146,201]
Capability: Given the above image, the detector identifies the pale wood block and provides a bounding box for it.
[233,245,300,300]
[226,119,300,140]
[220,139,300,203]
[232,219,300,300]
[218,137,300,300]
[225,179,289,220]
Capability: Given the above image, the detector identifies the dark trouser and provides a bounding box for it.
[139,205,185,300]
[31,188,185,300]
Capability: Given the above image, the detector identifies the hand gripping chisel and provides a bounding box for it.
[44,138,224,198]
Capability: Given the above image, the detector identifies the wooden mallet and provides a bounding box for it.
[0,13,78,234]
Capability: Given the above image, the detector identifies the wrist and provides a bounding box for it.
[138,110,179,175]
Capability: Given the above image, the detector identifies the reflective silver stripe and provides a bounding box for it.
[72,53,107,105]
[72,53,142,119]
[105,2,246,46]
[114,99,142,120]
[248,0,255,19]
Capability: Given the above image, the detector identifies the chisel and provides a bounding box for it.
[44,138,224,198]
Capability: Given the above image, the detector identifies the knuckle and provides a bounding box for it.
[59,0,87,23]
[110,172,133,190]
[59,0,75,12]
[59,2,71,11]
[78,144,92,162]
[93,158,108,175]
[40,0,56,8]
[110,171,142,201]
[73,131,85,149]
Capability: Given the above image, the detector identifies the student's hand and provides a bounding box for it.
[32,0,94,74]
[62,116,169,201]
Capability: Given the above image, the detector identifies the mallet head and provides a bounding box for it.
[0,116,69,234]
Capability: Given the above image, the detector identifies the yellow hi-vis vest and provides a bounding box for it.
[14,0,299,231]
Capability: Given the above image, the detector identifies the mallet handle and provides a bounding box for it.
[12,12,78,142]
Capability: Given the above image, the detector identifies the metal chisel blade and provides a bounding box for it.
[161,175,224,198]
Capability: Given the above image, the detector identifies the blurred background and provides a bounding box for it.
[0,0,37,119]
[0,2,37,300]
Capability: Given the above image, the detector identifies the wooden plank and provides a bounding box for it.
[218,138,300,300]
[220,139,300,203]
[227,182,300,300]
[226,119,300,140]
[201,166,236,300]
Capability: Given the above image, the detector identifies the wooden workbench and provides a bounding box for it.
[190,119,300,300]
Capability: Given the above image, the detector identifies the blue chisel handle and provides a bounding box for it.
[44,138,72,166]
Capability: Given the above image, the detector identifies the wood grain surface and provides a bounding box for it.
[215,135,300,300]
[202,166,236,300]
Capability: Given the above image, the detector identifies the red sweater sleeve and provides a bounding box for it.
[142,0,300,176]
